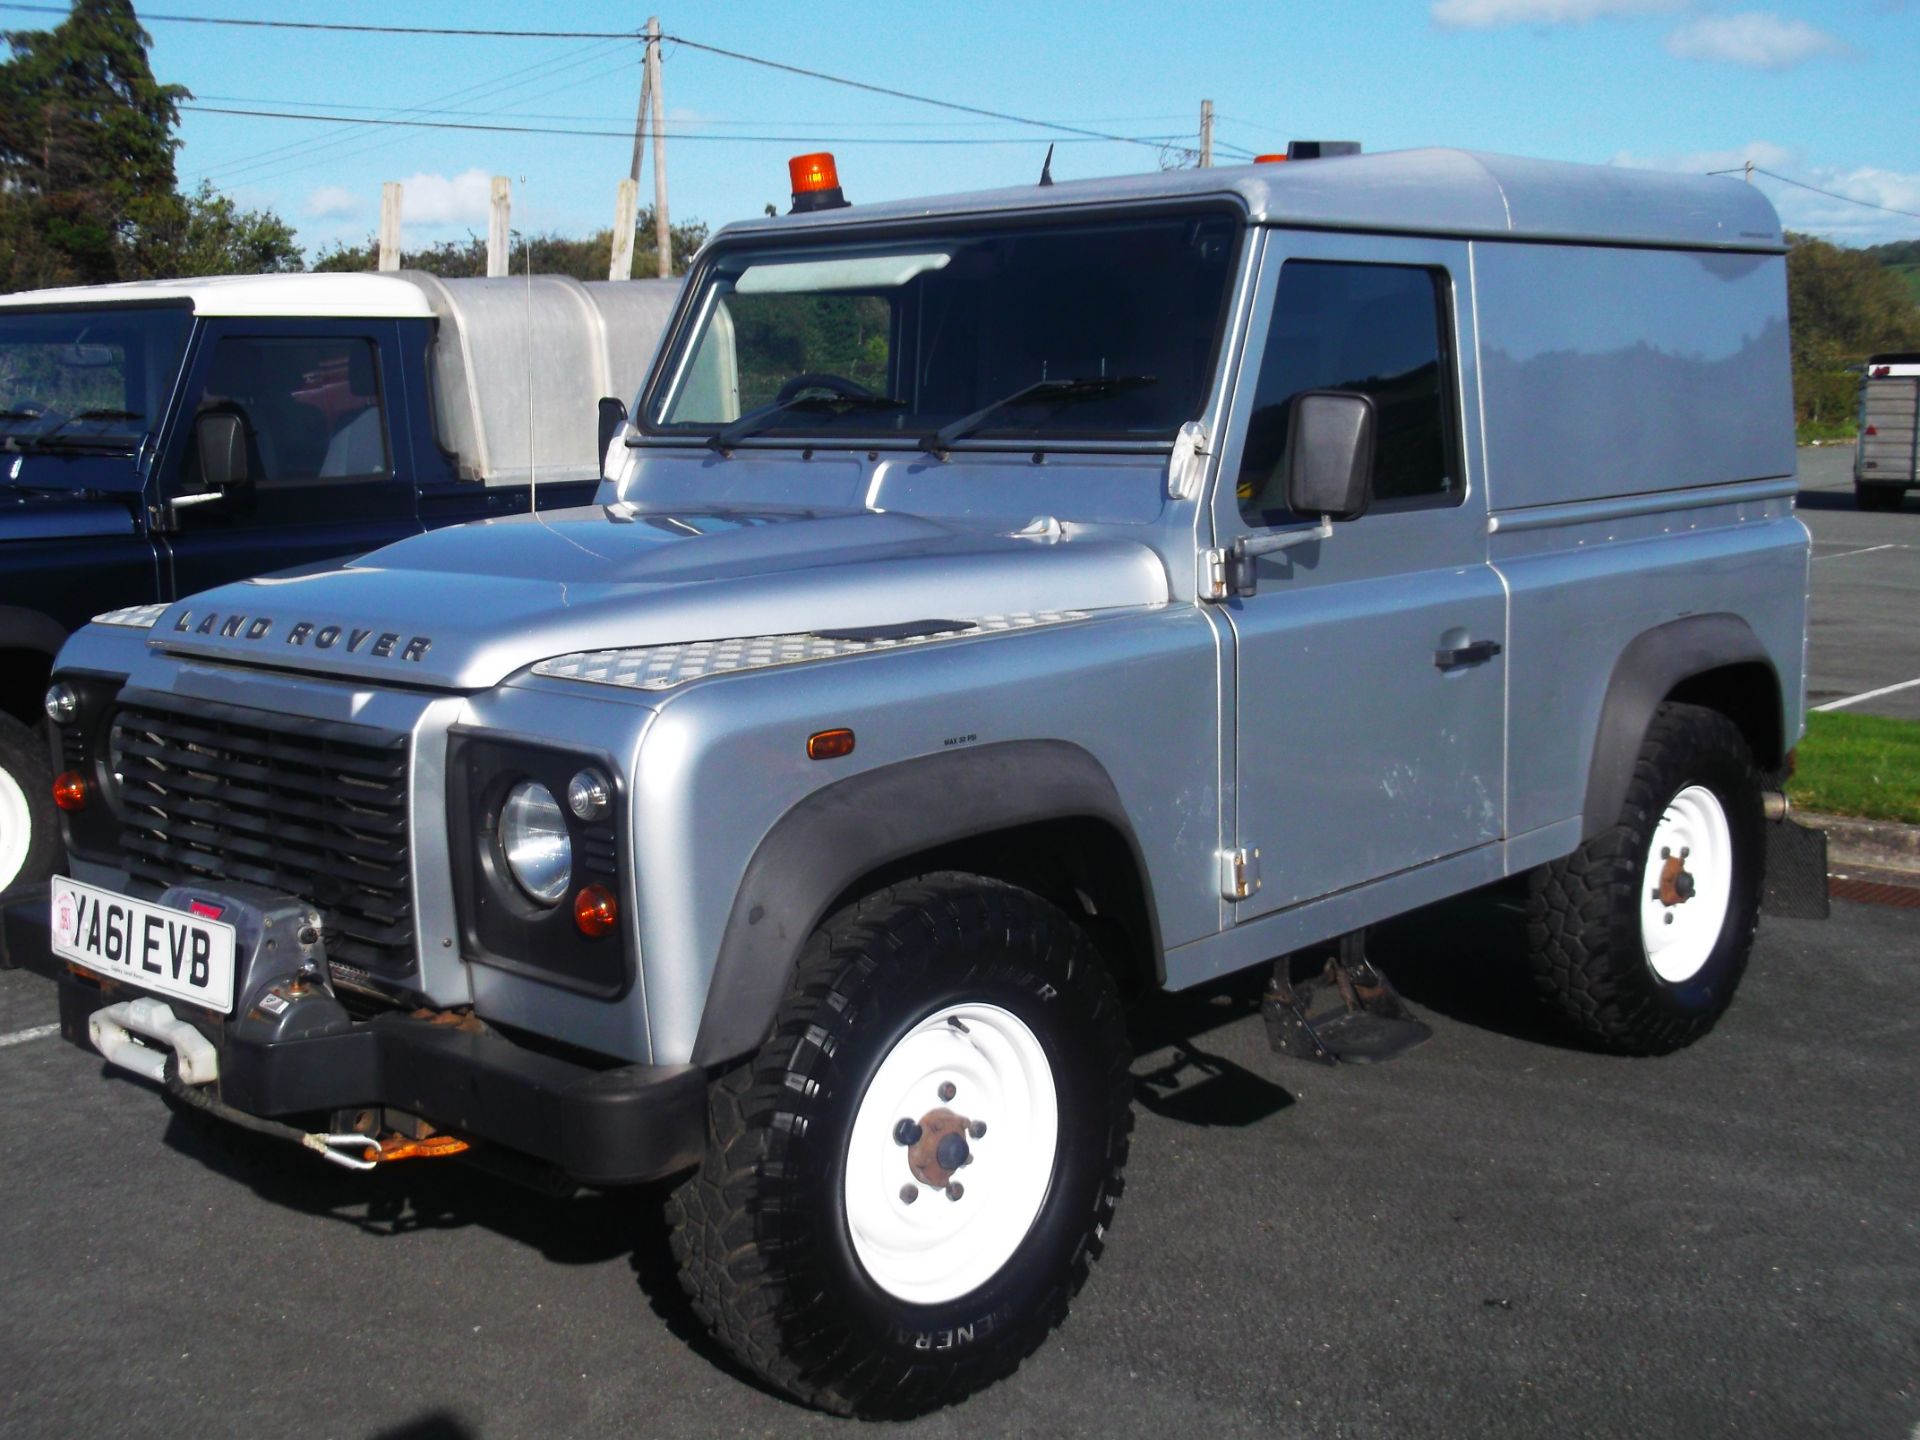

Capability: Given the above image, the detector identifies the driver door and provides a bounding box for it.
[1215,234,1506,920]
[161,319,420,599]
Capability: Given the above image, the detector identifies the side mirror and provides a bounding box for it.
[193,411,250,491]
[597,396,629,472]
[1282,390,1375,522]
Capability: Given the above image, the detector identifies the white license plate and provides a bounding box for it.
[49,878,237,1015]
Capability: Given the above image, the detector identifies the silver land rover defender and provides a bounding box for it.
[3,146,1827,1417]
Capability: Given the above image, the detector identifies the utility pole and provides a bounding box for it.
[610,178,639,281]
[1744,160,1754,184]
[646,17,671,279]
[628,40,650,186]
[1200,100,1213,168]
[487,176,511,278]
[378,182,403,271]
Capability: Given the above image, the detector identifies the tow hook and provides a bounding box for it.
[302,1132,472,1171]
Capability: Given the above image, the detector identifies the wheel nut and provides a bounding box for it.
[938,1081,956,1102]
[1660,847,1671,859]
[968,1120,987,1139]
[946,1182,964,1201]
[1664,913,1674,925]
[893,1119,922,1146]
[900,1184,918,1204]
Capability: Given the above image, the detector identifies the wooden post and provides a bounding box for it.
[628,48,650,185]
[1200,100,1213,168]
[487,176,511,278]
[610,178,638,281]
[646,17,670,279]
[378,182,403,271]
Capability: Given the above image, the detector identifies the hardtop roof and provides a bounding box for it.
[0,271,437,318]
[714,146,1785,254]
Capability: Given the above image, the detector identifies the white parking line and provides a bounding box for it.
[1812,543,1906,562]
[1814,676,1920,713]
[0,1022,59,1049]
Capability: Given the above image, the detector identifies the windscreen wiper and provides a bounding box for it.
[708,393,906,453]
[19,408,146,449]
[925,375,1157,455]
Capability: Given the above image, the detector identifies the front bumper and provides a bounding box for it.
[2,888,705,1187]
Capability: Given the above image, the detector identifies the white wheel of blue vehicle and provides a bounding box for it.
[843,1002,1059,1306]
[0,714,57,897]
[1639,784,1733,984]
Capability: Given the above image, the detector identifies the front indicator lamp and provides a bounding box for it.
[52,771,88,812]
[500,779,572,905]
[574,883,619,938]
[567,768,611,821]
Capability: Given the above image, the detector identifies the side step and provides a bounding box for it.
[1261,930,1432,1065]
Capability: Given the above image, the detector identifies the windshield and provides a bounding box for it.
[0,304,192,451]
[646,208,1241,446]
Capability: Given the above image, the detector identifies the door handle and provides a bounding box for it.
[1434,638,1501,670]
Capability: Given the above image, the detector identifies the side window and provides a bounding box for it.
[189,336,390,487]
[1236,261,1456,527]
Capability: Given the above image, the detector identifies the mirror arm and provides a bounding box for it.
[1227,516,1333,597]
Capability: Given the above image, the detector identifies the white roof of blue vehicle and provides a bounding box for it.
[0,271,438,317]
[721,147,1786,254]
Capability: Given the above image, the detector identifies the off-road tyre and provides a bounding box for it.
[666,873,1132,1418]
[1854,481,1904,513]
[1527,702,1764,1055]
[0,711,58,899]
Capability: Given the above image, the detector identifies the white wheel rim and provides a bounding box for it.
[0,762,33,892]
[1639,784,1733,984]
[843,1002,1058,1306]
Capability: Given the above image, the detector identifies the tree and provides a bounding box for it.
[1785,232,1920,430]
[0,0,187,288]
[311,211,709,280]
[129,181,303,279]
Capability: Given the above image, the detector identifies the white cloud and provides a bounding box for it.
[1611,140,1793,174]
[1663,12,1846,68]
[1610,142,1920,244]
[390,167,494,227]
[1431,0,1680,28]
[302,185,362,221]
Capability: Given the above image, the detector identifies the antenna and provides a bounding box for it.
[1038,144,1054,187]
[520,174,536,520]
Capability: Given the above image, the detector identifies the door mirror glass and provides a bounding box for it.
[597,396,628,469]
[193,411,250,491]
[1283,390,1374,521]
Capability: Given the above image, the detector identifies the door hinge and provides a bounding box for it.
[1220,846,1262,902]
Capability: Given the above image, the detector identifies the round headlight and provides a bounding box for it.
[44,683,78,722]
[500,780,572,906]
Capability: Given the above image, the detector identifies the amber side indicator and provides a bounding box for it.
[1253,153,1288,163]
[807,728,856,761]
[52,771,88,812]
[574,883,619,938]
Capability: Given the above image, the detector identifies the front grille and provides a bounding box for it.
[115,696,416,979]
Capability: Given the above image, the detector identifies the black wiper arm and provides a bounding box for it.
[708,393,904,452]
[926,374,1157,454]
[21,409,146,448]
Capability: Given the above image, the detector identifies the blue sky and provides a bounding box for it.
[81,0,1920,256]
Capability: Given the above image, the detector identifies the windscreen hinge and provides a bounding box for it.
[1200,547,1231,602]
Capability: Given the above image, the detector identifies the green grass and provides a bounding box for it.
[1787,711,1920,824]
[1796,417,1857,444]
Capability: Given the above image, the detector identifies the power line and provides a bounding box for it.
[180,105,1190,148]
[0,3,637,38]
[1709,165,1920,223]
[0,3,1218,158]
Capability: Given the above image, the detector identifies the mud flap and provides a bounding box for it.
[1763,817,1830,920]
[1261,930,1432,1065]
